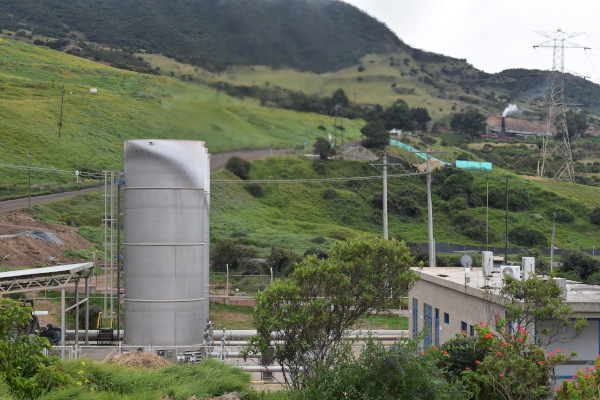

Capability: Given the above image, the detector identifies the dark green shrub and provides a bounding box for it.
[509,226,548,248]
[488,186,531,211]
[210,239,257,270]
[225,156,251,180]
[438,336,486,379]
[548,207,574,223]
[449,196,469,211]
[246,183,264,198]
[236,259,268,276]
[561,250,599,281]
[590,207,600,225]
[266,246,302,276]
[297,336,468,400]
[313,137,333,161]
[322,189,337,199]
[311,236,326,244]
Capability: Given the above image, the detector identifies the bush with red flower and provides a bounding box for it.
[556,356,600,399]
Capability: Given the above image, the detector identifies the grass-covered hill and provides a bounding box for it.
[0,0,403,73]
[0,39,363,190]
[33,152,600,262]
[4,0,600,123]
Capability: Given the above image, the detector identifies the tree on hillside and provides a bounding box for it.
[360,120,389,149]
[328,88,350,109]
[313,137,333,160]
[381,99,413,131]
[555,109,588,139]
[409,107,431,131]
[243,237,420,390]
[450,109,486,139]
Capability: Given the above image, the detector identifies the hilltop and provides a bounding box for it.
[0,0,403,73]
[3,0,600,122]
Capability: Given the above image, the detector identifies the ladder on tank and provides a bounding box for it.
[102,171,122,343]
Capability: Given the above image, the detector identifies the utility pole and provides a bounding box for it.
[427,149,435,268]
[27,152,32,213]
[505,178,509,264]
[550,212,557,272]
[535,30,588,182]
[333,105,339,148]
[383,153,388,239]
[58,85,65,138]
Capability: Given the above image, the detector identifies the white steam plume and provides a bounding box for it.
[502,104,520,117]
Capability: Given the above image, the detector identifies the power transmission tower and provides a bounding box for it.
[535,29,588,182]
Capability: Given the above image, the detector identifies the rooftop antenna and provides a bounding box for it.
[534,29,589,182]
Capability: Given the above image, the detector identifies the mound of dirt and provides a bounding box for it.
[0,212,92,269]
[109,350,171,368]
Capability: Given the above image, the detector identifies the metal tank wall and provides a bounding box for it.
[123,140,210,346]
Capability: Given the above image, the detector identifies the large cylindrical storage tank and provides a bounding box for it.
[123,139,210,346]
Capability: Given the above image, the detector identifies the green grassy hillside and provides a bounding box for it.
[0,39,363,185]
[33,154,600,263]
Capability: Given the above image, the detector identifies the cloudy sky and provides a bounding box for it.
[343,0,600,83]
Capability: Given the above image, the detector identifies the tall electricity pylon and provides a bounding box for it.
[535,29,587,182]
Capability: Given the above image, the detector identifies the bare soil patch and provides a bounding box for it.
[0,211,92,269]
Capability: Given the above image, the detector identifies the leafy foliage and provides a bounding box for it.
[0,298,71,398]
[210,239,257,271]
[243,237,419,390]
[360,120,389,149]
[313,137,333,160]
[450,108,486,138]
[509,225,548,247]
[265,246,302,276]
[590,207,600,225]
[226,156,252,180]
[556,357,600,399]
[485,274,587,347]
[296,335,468,400]
[560,250,600,281]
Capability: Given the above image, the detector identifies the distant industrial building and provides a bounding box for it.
[409,265,600,381]
[485,115,553,139]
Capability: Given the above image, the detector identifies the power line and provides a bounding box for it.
[212,172,423,184]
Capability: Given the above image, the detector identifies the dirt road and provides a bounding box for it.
[0,149,295,213]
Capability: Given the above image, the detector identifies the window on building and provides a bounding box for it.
[444,312,449,324]
[469,325,474,336]
[461,321,467,333]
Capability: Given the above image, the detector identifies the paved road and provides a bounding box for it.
[0,149,296,212]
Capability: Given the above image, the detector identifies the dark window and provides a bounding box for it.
[461,321,467,333]
[444,312,449,324]
[469,325,474,336]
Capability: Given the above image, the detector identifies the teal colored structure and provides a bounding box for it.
[388,139,449,165]
[455,160,493,171]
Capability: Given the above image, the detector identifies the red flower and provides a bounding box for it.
[485,333,493,338]
[475,360,480,364]
[518,337,523,342]
[537,361,543,364]
[500,373,504,377]
[497,352,503,356]
[549,352,554,357]
[495,314,501,318]
[466,367,470,370]
[503,342,507,346]
[556,349,562,353]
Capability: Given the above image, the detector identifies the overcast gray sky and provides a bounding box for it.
[342,0,600,83]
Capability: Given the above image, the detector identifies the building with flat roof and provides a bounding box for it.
[409,265,600,380]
